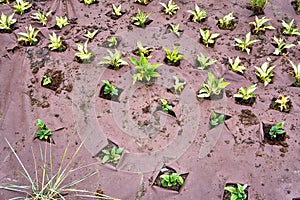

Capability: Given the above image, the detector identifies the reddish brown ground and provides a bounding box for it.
[0,0,299,199]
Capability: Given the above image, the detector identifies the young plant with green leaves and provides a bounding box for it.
[275,95,290,112]
[0,139,118,200]
[31,10,51,26]
[269,121,285,139]
[83,0,96,5]
[196,53,217,70]
[250,0,268,14]
[164,46,184,66]
[199,28,220,47]
[56,16,69,29]
[13,0,32,15]
[0,13,16,30]
[17,25,39,46]
[234,84,257,100]
[228,56,247,74]
[48,32,66,51]
[249,16,275,34]
[224,184,248,200]
[173,76,186,94]
[197,72,230,98]
[83,30,98,40]
[273,36,295,55]
[160,98,173,114]
[169,23,181,37]
[289,60,300,86]
[210,111,225,127]
[131,9,150,28]
[129,54,162,84]
[107,36,118,48]
[218,12,235,30]
[297,0,300,13]
[99,50,128,70]
[42,76,52,86]
[75,40,93,62]
[111,4,123,17]
[235,32,259,54]
[101,146,124,165]
[134,40,153,57]
[134,0,150,5]
[35,119,52,141]
[254,62,275,86]
[0,0,9,4]
[102,80,118,96]
[160,173,184,188]
[187,4,207,23]
[282,19,300,36]
[160,0,179,16]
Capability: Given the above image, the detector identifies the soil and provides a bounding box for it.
[0,0,300,200]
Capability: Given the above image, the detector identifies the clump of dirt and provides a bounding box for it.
[42,69,64,92]
[238,109,259,126]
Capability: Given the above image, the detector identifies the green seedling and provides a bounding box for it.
[210,110,225,127]
[134,0,150,5]
[131,9,150,28]
[250,0,268,14]
[169,23,181,37]
[83,0,96,5]
[42,76,52,86]
[249,16,275,34]
[160,0,179,16]
[289,60,300,86]
[129,54,162,84]
[83,30,98,40]
[188,4,207,23]
[275,95,290,111]
[161,98,173,114]
[99,49,128,70]
[107,36,118,48]
[218,12,235,30]
[297,0,300,12]
[282,19,300,36]
[197,72,230,98]
[111,4,123,16]
[269,121,285,139]
[17,25,39,46]
[101,146,124,165]
[224,184,248,200]
[235,32,259,54]
[228,56,247,74]
[164,46,184,65]
[273,36,295,55]
[254,62,275,86]
[0,0,9,4]
[13,0,32,15]
[31,10,51,26]
[134,40,153,57]
[199,28,220,47]
[102,80,118,96]
[234,84,257,100]
[0,13,16,30]
[160,173,184,188]
[56,16,69,29]
[0,139,116,200]
[75,40,93,62]
[35,119,52,141]
[48,32,65,51]
[196,53,217,70]
[173,76,186,94]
